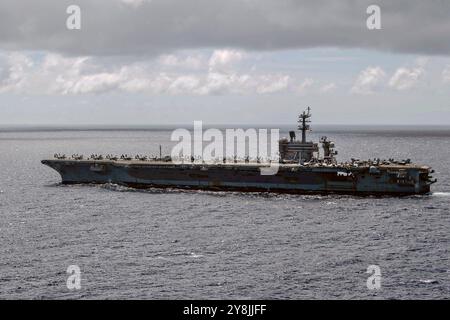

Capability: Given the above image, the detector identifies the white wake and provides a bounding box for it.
[431,192,450,197]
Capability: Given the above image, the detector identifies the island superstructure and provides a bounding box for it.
[42,108,436,195]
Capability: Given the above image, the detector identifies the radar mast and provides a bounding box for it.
[298,106,312,143]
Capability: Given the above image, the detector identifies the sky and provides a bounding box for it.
[0,0,450,125]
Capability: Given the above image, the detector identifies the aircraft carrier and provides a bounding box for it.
[42,108,436,195]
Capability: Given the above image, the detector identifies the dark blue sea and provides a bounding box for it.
[0,126,449,299]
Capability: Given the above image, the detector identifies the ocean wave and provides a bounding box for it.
[419,279,438,284]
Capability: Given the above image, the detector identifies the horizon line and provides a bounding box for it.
[1,123,450,130]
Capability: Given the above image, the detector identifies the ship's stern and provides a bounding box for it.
[415,166,436,194]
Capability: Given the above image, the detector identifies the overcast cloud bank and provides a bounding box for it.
[0,0,449,56]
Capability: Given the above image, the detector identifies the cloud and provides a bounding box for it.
[208,49,244,72]
[0,0,449,56]
[0,52,34,93]
[388,68,422,90]
[255,75,290,94]
[295,78,315,94]
[181,72,290,95]
[351,66,386,94]
[158,54,203,69]
[443,65,450,83]
[2,51,443,96]
[0,52,114,94]
[69,73,123,94]
[388,58,426,90]
[319,82,337,93]
[166,75,200,94]
[0,51,292,95]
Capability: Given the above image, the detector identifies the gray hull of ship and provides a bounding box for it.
[41,159,433,195]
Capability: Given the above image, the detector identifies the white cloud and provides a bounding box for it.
[319,82,337,93]
[69,73,123,94]
[0,51,293,96]
[208,49,244,72]
[197,72,240,95]
[256,75,290,94]
[295,78,314,94]
[158,54,203,69]
[351,66,386,94]
[388,59,427,91]
[0,53,121,95]
[0,53,126,94]
[388,68,422,90]
[442,65,450,83]
[167,75,200,94]
[194,72,289,95]
[0,52,33,93]
[3,52,442,97]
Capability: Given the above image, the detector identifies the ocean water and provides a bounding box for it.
[0,126,449,299]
